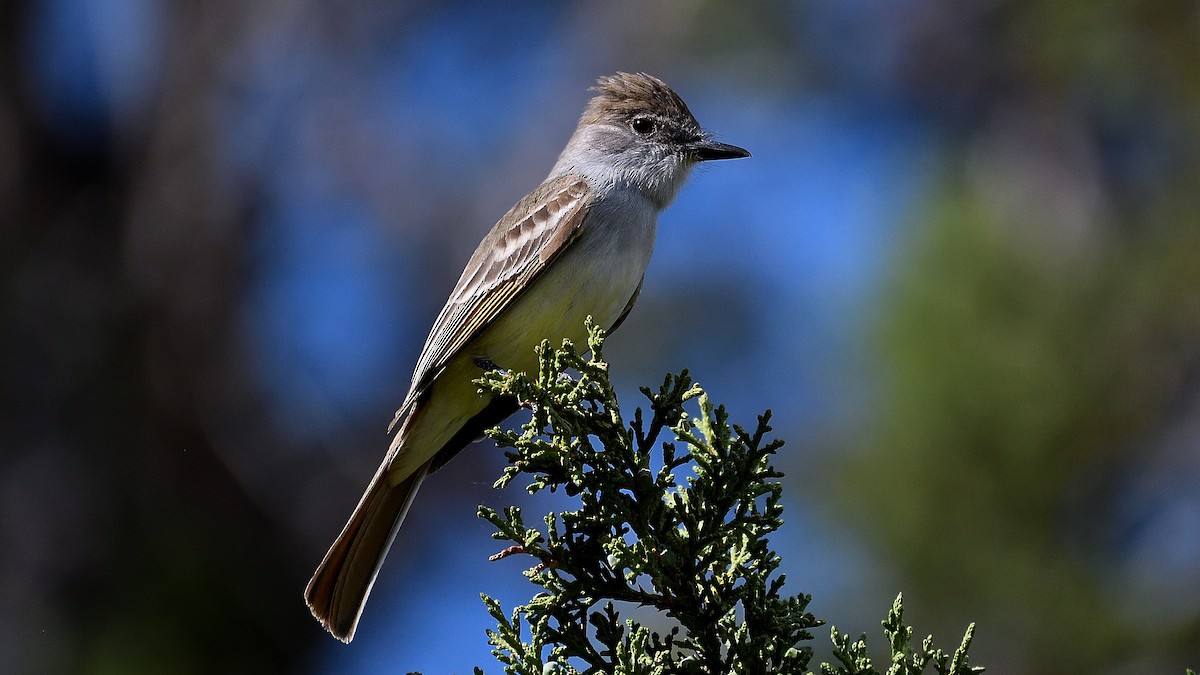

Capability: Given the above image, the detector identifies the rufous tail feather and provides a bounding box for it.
[304,459,430,642]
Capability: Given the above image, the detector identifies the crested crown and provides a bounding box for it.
[579,72,699,128]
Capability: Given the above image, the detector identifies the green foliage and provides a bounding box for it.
[822,595,977,675]
[840,181,1200,672]
[471,321,980,675]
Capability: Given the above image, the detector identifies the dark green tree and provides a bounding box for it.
[470,322,981,675]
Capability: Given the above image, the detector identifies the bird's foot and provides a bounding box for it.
[473,357,509,376]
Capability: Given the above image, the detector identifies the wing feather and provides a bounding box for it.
[389,174,592,430]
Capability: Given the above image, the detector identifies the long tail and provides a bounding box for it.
[304,458,431,642]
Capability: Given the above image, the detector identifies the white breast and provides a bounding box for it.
[472,186,658,373]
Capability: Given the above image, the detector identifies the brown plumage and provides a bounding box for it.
[304,176,593,642]
[304,72,748,643]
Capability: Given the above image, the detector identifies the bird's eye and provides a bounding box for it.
[630,117,656,135]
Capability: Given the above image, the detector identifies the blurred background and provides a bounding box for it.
[2,0,1199,672]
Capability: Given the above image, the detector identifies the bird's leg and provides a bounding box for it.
[473,356,509,376]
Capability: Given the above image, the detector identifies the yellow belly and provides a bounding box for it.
[386,210,657,482]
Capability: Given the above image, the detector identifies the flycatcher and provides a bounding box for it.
[306,72,749,642]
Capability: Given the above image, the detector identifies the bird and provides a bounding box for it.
[305,72,749,642]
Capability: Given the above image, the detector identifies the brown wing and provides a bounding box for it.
[389,174,592,430]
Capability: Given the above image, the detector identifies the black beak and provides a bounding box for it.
[689,138,751,161]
